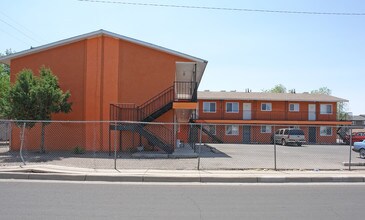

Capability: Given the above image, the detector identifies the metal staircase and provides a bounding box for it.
[109,81,197,153]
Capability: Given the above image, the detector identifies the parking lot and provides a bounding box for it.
[200,143,365,170]
[1,142,365,170]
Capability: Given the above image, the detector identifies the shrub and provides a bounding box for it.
[72,146,85,154]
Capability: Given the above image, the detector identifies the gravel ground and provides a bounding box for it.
[1,143,364,170]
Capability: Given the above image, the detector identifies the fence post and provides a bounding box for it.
[348,127,352,171]
[114,121,117,170]
[273,125,277,170]
[19,122,26,165]
[93,122,97,169]
[197,123,203,170]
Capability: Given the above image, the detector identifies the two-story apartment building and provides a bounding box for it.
[181,91,351,144]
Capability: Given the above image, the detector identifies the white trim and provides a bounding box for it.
[320,104,333,115]
[320,126,332,136]
[203,102,216,113]
[260,125,272,133]
[225,125,239,136]
[289,103,300,112]
[0,29,208,65]
[226,102,239,113]
[261,103,272,111]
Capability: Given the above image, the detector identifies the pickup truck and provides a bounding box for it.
[343,132,365,144]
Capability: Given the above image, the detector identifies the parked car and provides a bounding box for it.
[343,132,365,144]
[273,128,306,146]
[352,140,365,159]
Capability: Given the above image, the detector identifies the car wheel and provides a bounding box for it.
[297,143,302,146]
[360,149,365,159]
[282,139,286,146]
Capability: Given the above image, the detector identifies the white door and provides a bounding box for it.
[243,103,251,120]
[308,104,316,120]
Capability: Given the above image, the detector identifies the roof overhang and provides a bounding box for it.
[194,119,352,126]
[0,29,208,65]
[175,61,207,86]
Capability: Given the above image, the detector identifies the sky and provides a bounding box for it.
[0,0,364,115]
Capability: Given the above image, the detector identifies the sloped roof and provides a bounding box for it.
[198,91,348,102]
[352,115,365,121]
[0,29,208,65]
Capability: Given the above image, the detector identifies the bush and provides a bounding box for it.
[72,146,85,154]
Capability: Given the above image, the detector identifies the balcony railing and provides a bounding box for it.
[193,110,352,121]
[174,81,197,102]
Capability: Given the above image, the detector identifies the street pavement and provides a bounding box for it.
[0,180,364,220]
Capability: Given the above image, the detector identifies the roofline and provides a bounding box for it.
[194,119,352,126]
[197,97,349,103]
[197,91,348,102]
[0,29,208,65]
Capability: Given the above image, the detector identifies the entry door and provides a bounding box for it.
[309,127,316,144]
[308,104,316,120]
[243,126,251,143]
[243,103,252,120]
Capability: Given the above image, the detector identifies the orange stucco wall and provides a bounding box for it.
[198,100,338,121]
[9,35,194,152]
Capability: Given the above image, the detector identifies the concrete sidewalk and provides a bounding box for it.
[1,165,365,183]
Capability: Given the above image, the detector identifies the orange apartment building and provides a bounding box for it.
[0,30,207,153]
[183,91,352,144]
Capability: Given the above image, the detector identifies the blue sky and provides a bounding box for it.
[1,0,364,114]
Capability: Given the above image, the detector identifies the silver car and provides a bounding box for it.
[273,128,306,146]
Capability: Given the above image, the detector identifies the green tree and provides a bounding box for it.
[0,72,10,118]
[310,86,348,120]
[0,49,13,117]
[7,67,72,153]
[262,84,287,93]
[310,87,332,95]
[0,49,13,75]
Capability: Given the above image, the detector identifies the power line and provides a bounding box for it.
[0,11,47,42]
[0,17,42,44]
[77,0,365,16]
[0,27,30,46]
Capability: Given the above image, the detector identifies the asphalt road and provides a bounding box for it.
[0,180,364,220]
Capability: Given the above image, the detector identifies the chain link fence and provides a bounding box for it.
[0,120,364,170]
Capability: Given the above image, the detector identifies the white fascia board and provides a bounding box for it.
[0,29,208,65]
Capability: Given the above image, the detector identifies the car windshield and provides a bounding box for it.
[289,130,304,135]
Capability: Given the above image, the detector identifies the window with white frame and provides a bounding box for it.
[289,103,299,112]
[226,125,239,135]
[261,103,272,111]
[320,126,332,136]
[203,125,216,135]
[261,125,272,133]
[226,102,239,113]
[320,104,332,114]
[203,102,216,113]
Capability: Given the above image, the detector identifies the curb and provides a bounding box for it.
[1,172,364,183]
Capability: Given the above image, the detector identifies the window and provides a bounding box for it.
[226,102,239,113]
[289,103,299,112]
[261,125,272,133]
[320,126,332,136]
[203,102,216,113]
[226,125,239,135]
[203,125,216,135]
[261,103,272,111]
[320,104,332,114]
